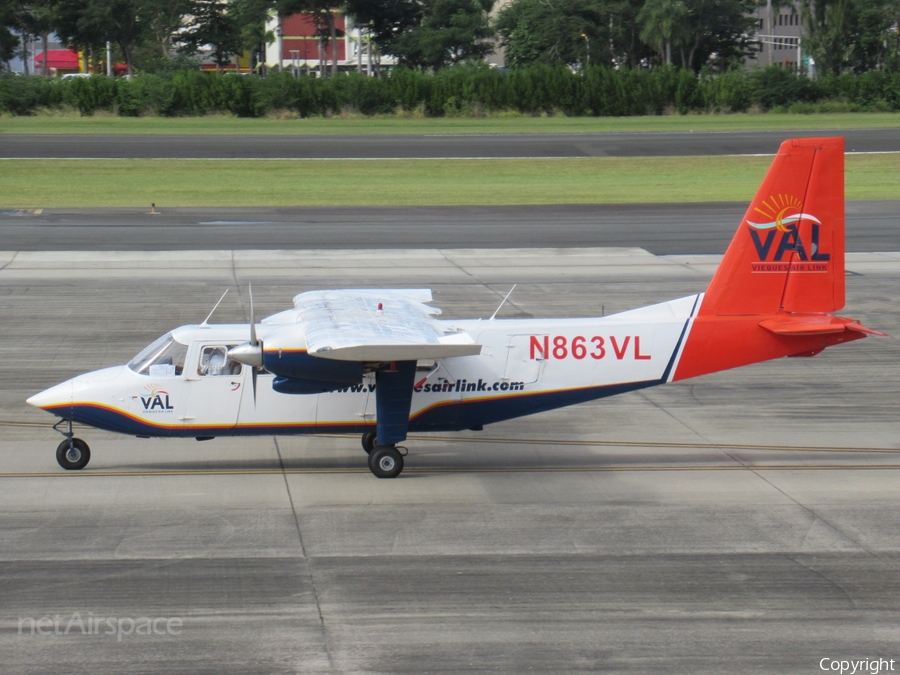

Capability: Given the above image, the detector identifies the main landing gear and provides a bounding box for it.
[362,360,417,479]
[54,419,91,470]
[362,432,406,478]
[368,444,404,479]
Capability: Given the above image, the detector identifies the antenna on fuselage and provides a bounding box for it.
[489,285,517,321]
[200,289,229,327]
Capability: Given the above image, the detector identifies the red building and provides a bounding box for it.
[281,11,347,64]
[265,9,397,72]
[33,49,80,75]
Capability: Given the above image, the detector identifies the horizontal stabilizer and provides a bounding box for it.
[760,314,887,337]
[843,321,888,337]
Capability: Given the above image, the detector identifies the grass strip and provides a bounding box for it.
[1,154,895,208]
[2,112,900,136]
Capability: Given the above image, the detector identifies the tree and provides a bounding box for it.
[344,0,423,51]
[679,0,756,71]
[798,0,900,75]
[232,0,275,73]
[35,0,62,75]
[388,0,496,69]
[0,3,21,71]
[53,0,147,76]
[344,0,426,74]
[607,0,657,68]
[638,0,689,65]
[845,0,900,72]
[7,1,50,75]
[277,0,342,76]
[143,0,193,59]
[495,0,609,68]
[636,0,752,70]
[800,0,854,75]
[181,0,242,72]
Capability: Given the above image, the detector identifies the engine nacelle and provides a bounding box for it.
[263,349,363,387]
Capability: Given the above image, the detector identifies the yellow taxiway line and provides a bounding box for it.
[1,464,900,478]
[5,421,898,455]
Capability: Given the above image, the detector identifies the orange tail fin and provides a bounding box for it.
[704,136,844,316]
[672,137,882,382]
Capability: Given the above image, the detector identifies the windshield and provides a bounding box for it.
[127,333,188,376]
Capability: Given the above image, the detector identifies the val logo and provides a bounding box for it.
[746,194,830,268]
[140,384,174,412]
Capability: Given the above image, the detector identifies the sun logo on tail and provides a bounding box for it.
[747,194,821,233]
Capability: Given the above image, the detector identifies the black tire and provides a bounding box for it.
[361,431,377,454]
[368,445,404,479]
[56,438,90,470]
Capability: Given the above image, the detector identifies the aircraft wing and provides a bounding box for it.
[290,289,481,362]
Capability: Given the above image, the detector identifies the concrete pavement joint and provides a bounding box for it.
[274,435,337,675]
[749,469,900,574]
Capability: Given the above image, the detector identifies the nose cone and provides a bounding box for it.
[27,366,126,411]
[72,365,126,388]
[27,379,73,410]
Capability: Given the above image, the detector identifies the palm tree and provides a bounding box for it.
[638,0,688,65]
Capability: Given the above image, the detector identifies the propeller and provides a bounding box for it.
[227,284,263,404]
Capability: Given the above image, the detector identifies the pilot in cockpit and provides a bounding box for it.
[199,346,238,376]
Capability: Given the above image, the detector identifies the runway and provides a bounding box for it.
[3,200,899,252]
[4,128,900,159]
[2,248,899,674]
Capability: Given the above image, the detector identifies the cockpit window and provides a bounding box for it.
[127,333,188,376]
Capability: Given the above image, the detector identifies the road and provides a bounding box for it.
[1,248,899,674]
[3,128,899,158]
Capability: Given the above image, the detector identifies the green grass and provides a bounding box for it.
[1,154,895,208]
[2,112,900,135]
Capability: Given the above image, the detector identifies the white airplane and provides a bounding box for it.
[28,137,884,477]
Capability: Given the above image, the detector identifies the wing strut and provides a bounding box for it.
[375,361,418,446]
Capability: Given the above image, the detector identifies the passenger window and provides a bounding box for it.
[197,346,243,377]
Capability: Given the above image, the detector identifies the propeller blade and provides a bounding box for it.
[227,285,265,406]
[249,283,258,347]
[249,284,259,407]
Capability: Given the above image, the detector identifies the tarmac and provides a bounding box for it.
[2,200,899,252]
[3,128,899,158]
[1,247,899,674]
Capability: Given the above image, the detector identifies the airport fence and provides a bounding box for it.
[2,65,899,117]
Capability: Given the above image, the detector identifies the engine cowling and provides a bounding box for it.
[263,349,363,388]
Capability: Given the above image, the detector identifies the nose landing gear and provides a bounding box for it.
[53,419,91,470]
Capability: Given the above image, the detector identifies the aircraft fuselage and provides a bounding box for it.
[29,295,699,438]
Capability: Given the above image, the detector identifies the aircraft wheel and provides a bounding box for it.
[56,438,91,470]
[368,445,403,479]
[361,431,377,454]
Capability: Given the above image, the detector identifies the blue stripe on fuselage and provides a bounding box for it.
[52,379,659,438]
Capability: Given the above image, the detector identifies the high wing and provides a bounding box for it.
[263,289,482,362]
